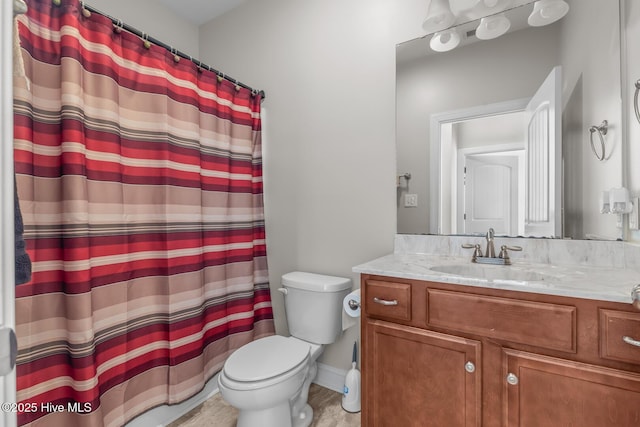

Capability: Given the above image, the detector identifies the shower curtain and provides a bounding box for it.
[12,0,274,425]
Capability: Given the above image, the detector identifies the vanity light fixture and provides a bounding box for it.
[430,28,462,52]
[424,0,570,53]
[527,0,569,27]
[475,13,511,40]
[423,0,456,33]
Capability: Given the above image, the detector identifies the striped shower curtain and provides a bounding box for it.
[12,0,274,425]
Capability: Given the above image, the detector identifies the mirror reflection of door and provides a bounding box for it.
[440,112,525,235]
[524,66,562,237]
[435,66,561,237]
[460,152,523,235]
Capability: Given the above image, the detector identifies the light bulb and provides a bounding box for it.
[430,28,461,52]
[476,13,511,40]
[528,0,569,27]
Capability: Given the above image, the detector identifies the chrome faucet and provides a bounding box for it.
[462,227,522,265]
[485,228,496,258]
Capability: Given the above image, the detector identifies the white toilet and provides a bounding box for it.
[217,271,352,427]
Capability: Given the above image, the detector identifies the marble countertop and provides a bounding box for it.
[353,253,639,304]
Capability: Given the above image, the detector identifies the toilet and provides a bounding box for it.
[217,271,352,427]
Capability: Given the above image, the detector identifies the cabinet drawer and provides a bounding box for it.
[427,289,576,352]
[364,280,411,322]
[600,309,640,365]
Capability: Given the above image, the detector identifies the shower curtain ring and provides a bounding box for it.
[589,120,608,161]
[170,47,180,63]
[113,19,124,33]
[142,33,151,49]
[80,1,91,18]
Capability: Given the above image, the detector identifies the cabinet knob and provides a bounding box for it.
[506,373,519,385]
[465,361,475,373]
[632,285,640,311]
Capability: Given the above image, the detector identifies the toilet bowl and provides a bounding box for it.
[217,272,352,427]
[217,335,322,427]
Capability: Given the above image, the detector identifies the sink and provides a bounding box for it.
[430,264,550,282]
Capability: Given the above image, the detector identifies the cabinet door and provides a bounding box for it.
[504,349,640,426]
[364,319,481,427]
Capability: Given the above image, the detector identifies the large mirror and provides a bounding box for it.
[396,0,623,240]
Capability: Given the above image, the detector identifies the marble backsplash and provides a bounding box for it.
[395,234,640,272]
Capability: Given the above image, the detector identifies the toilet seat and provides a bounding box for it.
[221,336,310,390]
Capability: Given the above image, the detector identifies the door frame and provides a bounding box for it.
[1,0,18,425]
[429,98,529,234]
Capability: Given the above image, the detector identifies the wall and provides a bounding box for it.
[87,0,199,57]
[626,0,640,242]
[198,0,431,370]
[560,0,622,240]
[396,26,560,234]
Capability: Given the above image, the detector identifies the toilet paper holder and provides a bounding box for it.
[347,299,360,310]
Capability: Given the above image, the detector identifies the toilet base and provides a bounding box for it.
[236,401,291,427]
[236,402,313,427]
[293,403,313,427]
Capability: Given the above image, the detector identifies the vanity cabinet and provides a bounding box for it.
[504,349,640,426]
[366,320,481,427]
[360,275,640,427]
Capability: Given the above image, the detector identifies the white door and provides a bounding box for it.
[461,154,519,235]
[524,66,562,237]
[1,1,18,426]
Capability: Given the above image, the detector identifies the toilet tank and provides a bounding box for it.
[281,272,352,345]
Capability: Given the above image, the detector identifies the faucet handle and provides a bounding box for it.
[462,243,482,261]
[498,245,523,262]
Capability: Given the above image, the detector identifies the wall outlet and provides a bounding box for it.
[404,194,418,207]
[630,198,639,230]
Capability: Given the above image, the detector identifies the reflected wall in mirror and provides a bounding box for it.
[397,0,623,240]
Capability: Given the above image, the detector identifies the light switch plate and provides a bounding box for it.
[404,194,418,207]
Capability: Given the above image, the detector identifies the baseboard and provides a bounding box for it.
[124,363,347,426]
[313,362,347,394]
[125,373,220,427]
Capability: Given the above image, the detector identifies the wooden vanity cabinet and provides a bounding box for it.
[365,320,481,427]
[360,274,640,427]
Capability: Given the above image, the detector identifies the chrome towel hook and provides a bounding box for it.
[589,120,608,161]
[634,79,640,125]
[397,172,411,187]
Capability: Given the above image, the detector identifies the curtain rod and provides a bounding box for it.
[80,2,266,100]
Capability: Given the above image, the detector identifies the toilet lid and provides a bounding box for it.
[224,336,310,382]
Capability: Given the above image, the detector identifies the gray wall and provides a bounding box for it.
[197,0,424,370]
[625,0,640,241]
[87,0,199,57]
